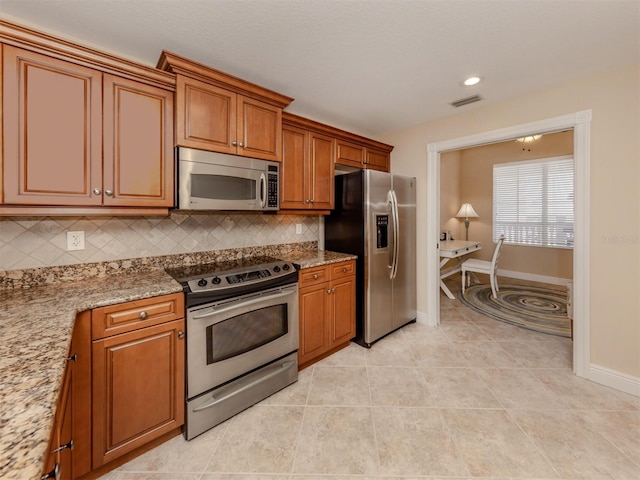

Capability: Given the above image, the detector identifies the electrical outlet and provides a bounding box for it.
[295,223,302,235]
[66,231,85,251]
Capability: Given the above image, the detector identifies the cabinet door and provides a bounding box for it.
[238,96,282,161]
[92,319,185,467]
[365,148,390,172]
[281,125,309,209]
[298,283,331,366]
[309,132,335,209]
[335,140,365,168]
[103,74,174,207]
[330,276,356,346]
[175,76,236,154]
[2,46,102,205]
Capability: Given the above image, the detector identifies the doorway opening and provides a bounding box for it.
[426,110,591,378]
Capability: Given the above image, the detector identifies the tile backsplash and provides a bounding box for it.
[0,212,320,271]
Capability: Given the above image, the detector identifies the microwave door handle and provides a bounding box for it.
[259,173,267,208]
[192,287,296,320]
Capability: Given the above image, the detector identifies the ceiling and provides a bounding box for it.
[1,0,638,138]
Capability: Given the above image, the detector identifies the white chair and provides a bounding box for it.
[462,234,505,298]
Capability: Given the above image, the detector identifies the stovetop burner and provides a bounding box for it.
[166,256,298,305]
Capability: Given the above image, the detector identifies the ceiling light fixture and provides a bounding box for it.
[515,134,542,143]
[462,76,481,86]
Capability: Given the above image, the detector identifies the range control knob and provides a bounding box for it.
[212,276,221,285]
[273,265,281,272]
[197,278,208,287]
[282,264,290,271]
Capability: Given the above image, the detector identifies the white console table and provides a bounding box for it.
[439,240,482,299]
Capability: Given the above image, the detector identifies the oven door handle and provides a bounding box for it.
[193,359,296,412]
[192,287,296,320]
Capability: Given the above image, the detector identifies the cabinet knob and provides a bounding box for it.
[232,140,238,146]
[92,188,101,195]
[239,142,244,147]
[313,274,318,279]
[105,189,113,196]
[66,353,77,362]
[342,267,347,273]
[139,311,148,320]
[310,199,315,203]
[178,331,185,339]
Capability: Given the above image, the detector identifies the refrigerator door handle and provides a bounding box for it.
[390,189,400,279]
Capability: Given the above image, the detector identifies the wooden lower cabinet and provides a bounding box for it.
[92,306,185,467]
[298,260,356,369]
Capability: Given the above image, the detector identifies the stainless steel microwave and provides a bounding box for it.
[176,147,279,211]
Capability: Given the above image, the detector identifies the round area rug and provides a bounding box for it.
[459,284,571,337]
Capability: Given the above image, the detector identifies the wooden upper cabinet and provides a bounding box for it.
[103,74,174,207]
[2,45,103,205]
[280,121,334,211]
[159,51,293,162]
[365,147,390,172]
[175,77,282,161]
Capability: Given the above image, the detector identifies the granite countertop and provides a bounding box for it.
[0,246,353,480]
[278,249,357,269]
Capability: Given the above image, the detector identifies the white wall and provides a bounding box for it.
[382,64,640,379]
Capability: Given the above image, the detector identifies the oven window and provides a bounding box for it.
[192,174,256,201]
[206,304,288,364]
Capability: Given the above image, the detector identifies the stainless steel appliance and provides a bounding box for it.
[166,257,298,440]
[325,170,417,347]
[176,147,280,211]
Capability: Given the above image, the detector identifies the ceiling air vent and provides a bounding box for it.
[449,94,483,108]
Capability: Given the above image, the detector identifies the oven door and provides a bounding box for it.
[186,284,298,399]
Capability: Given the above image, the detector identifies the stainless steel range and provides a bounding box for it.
[166,256,299,440]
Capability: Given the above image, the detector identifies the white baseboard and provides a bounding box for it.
[497,268,571,287]
[588,364,640,397]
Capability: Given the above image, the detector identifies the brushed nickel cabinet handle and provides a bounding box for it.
[105,189,113,196]
[232,140,238,146]
[93,188,101,195]
[178,331,185,339]
[313,274,318,279]
[139,311,147,320]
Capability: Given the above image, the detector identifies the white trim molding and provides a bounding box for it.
[496,269,571,287]
[589,364,640,397]
[427,110,592,383]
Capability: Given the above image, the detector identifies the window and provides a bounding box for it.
[493,156,574,248]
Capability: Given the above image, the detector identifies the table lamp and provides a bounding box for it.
[456,203,479,240]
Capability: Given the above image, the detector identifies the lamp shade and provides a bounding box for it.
[456,203,479,218]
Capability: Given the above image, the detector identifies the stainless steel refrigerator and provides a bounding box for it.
[325,169,417,347]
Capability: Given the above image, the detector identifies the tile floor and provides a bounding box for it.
[100,277,640,480]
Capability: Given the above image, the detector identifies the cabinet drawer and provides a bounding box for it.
[330,260,355,280]
[299,266,329,288]
[92,293,184,340]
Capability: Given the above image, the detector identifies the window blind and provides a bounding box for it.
[493,156,574,248]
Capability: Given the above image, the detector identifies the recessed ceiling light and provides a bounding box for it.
[462,76,481,86]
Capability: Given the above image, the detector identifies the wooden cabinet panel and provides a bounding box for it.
[299,265,330,288]
[103,74,174,207]
[92,318,185,467]
[175,76,236,153]
[330,276,356,346]
[309,132,335,209]
[2,45,102,205]
[239,96,282,161]
[336,140,365,168]
[365,147,390,172]
[331,259,355,279]
[298,283,331,366]
[92,293,183,340]
[281,125,308,209]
